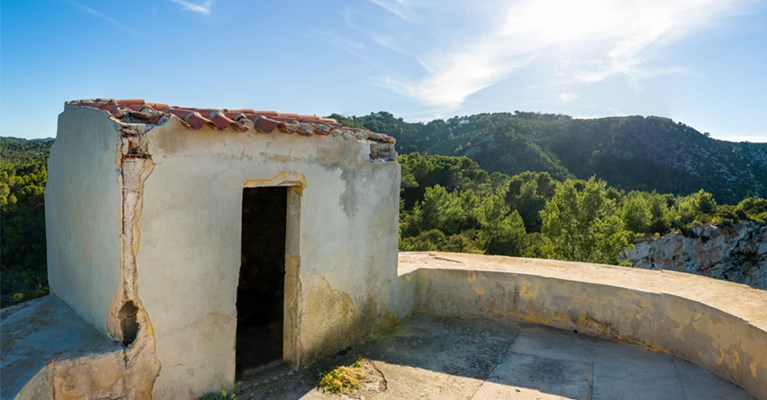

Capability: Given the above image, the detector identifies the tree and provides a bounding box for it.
[506,171,557,233]
[1,145,50,307]
[540,178,633,264]
[675,189,717,226]
[735,197,767,223]
[620,191,672,235]
[621,192,652,234]
[476,192,527,256]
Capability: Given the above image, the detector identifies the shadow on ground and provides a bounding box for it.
[237,314,754,400]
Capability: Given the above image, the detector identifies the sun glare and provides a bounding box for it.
[503,0,624,44]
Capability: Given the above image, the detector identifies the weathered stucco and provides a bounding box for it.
[38,104,404,399]
[400,252,767,399]
[44,107,161,399]
[135,118,402,398]
[45,107,123,331]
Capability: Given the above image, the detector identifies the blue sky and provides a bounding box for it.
[2,0,766,142]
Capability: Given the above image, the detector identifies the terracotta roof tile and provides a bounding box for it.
[115,99,145,106]
[254,117,282,133]
[65,99,396,148]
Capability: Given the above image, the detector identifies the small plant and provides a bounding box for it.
[197,389,237,400]
[317,359,366,394]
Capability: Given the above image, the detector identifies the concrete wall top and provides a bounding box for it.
[403,252,767,398]
[401,252,767,331]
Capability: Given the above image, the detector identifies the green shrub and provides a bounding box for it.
[197,389,236,400]
[317,359,365,394]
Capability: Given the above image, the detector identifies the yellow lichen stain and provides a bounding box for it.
[146,317,154,337]
[379,309,401,330]
[467,273,477,283]
[501,310,552,326]
[132,228,141,258]
[692,312,703,322]
[636,297,651,310]
[717,347,726,365]
[750,362,758,379]
[473,286,485,296]
[405,274,413,282]
[550,314,569,323]
[301,274,360,364]
[244,171,307,194]
[286,254,301,265]
[726,349,741,369]
[519,281,535,299]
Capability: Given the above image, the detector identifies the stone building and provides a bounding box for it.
[38,99,409,398]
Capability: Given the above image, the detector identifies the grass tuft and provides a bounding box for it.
[197,388,237,400]
[317,359,366,394]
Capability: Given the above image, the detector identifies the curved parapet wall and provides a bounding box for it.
[399,252,767,399]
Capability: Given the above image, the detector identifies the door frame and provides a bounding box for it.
[242,171,305,368]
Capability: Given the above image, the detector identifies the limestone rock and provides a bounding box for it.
[627,221,767,289]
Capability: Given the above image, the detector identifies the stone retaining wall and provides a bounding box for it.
[399,252,767,399]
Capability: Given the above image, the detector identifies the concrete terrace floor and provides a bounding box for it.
[0,296,122,399]
[238,314,755,400]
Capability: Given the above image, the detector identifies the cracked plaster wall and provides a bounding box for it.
[44,107,161,399]
[135,118,402,398]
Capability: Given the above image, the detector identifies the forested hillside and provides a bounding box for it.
[332,112,767,204]
[1,137,51,306]
[397,153,766,264]
[3,115,767,305]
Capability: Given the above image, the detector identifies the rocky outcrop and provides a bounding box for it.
[627,222,767,289]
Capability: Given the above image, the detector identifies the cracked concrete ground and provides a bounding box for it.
[237,314,755,400]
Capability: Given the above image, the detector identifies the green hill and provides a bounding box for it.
[331,112,767,204]
[3,124,767,304]
[1,137,51,306]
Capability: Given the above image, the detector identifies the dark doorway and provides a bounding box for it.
[237,187,287,377]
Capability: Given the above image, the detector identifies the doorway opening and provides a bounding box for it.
[237,186,288,377]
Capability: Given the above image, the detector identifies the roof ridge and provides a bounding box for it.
[65,99,395,145]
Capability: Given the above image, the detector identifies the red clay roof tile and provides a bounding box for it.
[64,99,395,147]
[145,102,169,109]
[115,99,145,106]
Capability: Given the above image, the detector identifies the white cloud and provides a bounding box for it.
[170,0,213,15]
[341,0,758,110]
[559,93,579,103]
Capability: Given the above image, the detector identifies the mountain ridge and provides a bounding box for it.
[3,111,766,203]
[330,112,767,204]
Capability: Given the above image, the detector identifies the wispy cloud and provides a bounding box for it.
[339,0,758,110]
[370,0,413,22]
[170,0,213,15]
[382,51,536,109]
[69,1,132,32]
[314,30,375,67]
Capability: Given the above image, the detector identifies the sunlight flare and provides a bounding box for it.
[355,0,757,110]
